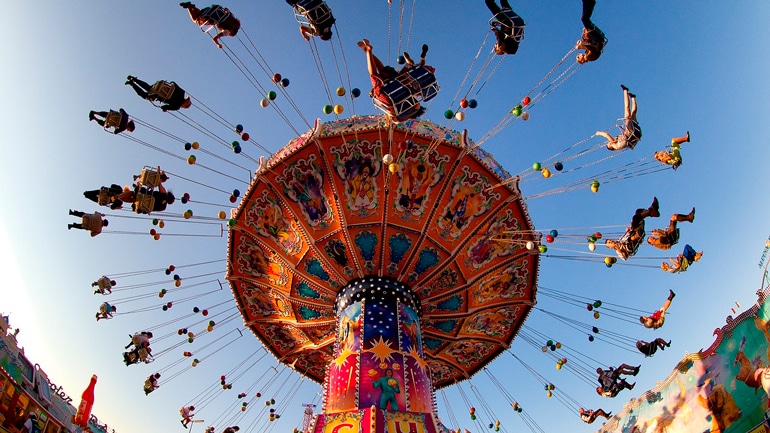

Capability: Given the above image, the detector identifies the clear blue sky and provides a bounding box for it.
[2,1,770,432]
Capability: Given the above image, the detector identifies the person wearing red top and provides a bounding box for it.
[641,290,675,329]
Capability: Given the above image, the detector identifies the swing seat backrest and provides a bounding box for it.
[134,192,156,214]
[97,187,113,206]
[489,10,525,42]
[200,6,231,32]
[615,227,645,260]
[403,66,440,102]
[616,118,642,149]
[137,348,153,363]
[103,110,124,130]
[293,0,334,27]
[149,81,175,101]
[372,79,420,121]
[138,168,162,189]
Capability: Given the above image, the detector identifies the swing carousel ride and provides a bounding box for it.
[70,2,708,433]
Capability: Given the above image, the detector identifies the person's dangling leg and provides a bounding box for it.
[660,289,675,313]
[127,81,149,100]
[629,93,638,121]
[581,0,597,30]
[485,0,502,15]
[672,131,690,145]
[672,208,695,224]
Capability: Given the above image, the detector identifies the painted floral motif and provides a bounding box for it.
[393,146,448,221]
[277,155,333,230]
[436,166,500,240]
[460,306,521,338]
[472,262,530,305]
[464,210,524,269]
[259,323,309,352]
[243,190,303,256]
[234,237,288,286]
[331,139,382,217]
[443,340,495,367]
[242,282,291,318]
[427,360,455,384]
[424,294,463,314]
[324,238,349,267]
[418,269,459,299]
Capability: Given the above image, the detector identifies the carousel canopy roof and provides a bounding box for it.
[227,115,539,388]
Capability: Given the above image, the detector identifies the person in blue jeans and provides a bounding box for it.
[576,0,606,64]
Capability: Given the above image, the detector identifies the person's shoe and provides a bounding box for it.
[669,289,676,300]
[685,131,690,142]
[628,93,636,98]
[694,251,703,262]
[181,420,187,427]
[620,84,629,91]
[68,209,74,215]
[628,382,635,390]
[687,207,695,222]
[606,411,612,418]
[67,224,73,230]
[88,111,96,121]
[666,340,671,347]
[633,365,641,375]
[125,75,136,85]
[96,313,100,321]
[179,2,193,8]
[649,197,660,217]
[420,44,429,59]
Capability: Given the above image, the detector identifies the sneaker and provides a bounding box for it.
[620,84,629,91]
[420,44,429,59]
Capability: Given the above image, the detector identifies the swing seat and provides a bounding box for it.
[97,187,113,206]
[612,227,645,260]
[199,6,231,32]
[584,27,608,53]
[97,278,112,290]
[403,66,440,102]
[616,118,642,150]
[137,348,153,363]
[372,79,420,121]
[134,192,156,214]
[489,10,525,42]
[138,167,163,189]
[149,81,176,101]
[292,0,334,27]
[103,110,125,131]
